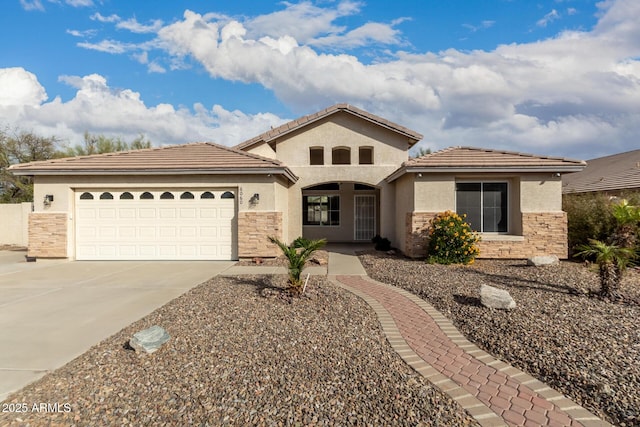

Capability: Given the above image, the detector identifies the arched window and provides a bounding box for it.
[99,192,114,200]
[180,191,195,199]
[200,191,215,199]
[221,191,235,199]
[332,147,350,165]
[140,192,154,200]
[79,192,94,200]
[119,192,134,200]
[160,191,174,199]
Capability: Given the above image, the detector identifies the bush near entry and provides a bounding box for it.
[426,211,480,265]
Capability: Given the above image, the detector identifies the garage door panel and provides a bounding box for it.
[76,189,236,260]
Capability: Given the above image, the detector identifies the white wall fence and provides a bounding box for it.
[0,202,32,246]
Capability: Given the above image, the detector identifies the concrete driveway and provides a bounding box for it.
[0,250,234,401]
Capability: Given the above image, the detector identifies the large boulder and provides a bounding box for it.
[527,255,559,266]
[129,325,170,354]
[480,284,516,310]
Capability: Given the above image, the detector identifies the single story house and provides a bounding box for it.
[10,104,586,261]
[562,148,640,195]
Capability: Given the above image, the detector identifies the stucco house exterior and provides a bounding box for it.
[10,104,586,261]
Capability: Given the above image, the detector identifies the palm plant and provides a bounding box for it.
[268,236,326,294]
[610,199,640,249]
[575,239,636,299]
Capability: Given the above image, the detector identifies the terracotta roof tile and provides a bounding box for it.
[562,149,640,193]
[386,146,586,182]
[235,103,423,151]
[9,142,297,181]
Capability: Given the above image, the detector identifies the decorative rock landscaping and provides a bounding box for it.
[358,252,640,427]
[0,275,477,426]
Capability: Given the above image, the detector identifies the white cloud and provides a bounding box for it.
[19,0,44,11]
[0,70,285,148]
[0,68,47,106]
[64,0,92,6]
[90,12,120,23]
[117,17,164,34]
[66,28,97,38]
[77,39,136,54]
[537,9,560,27]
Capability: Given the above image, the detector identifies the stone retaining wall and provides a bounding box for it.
[28,212,67,258]
[238,211,283,258]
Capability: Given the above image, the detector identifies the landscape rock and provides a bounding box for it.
[527,255,559,266]
[129,325,170,354]
[480,284,516,310]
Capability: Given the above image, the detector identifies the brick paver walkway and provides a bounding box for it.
[334,275,610,427]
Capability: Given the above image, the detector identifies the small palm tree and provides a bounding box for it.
[611,199,640,249]
[268,236,326,294]
[575,239,636,299]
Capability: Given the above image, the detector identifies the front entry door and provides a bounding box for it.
[354,195,376,240]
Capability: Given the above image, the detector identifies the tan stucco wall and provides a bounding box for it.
[0,202,32,246]
[268,112,410,243]
[519,175,563,212]
[394,174,415,254]
[245,142,277,159]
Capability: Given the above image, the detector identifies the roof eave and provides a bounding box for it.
[386,165,586,183]
[11,167,299,183]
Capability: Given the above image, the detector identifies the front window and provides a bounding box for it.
[332,147,350,165]
[456,182,508,232]
[303,195,340,226]
[310,147,324,165]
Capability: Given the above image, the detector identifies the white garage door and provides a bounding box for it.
[75,189,237,260]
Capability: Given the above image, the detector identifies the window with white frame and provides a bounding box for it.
[456,182,508,232]
[303,195,340,226]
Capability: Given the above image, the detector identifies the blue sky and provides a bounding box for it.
[0,0,638,159]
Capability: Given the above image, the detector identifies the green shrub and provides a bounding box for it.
[371,235,392,251]
[563,193,617,255]
[426,211,480,265]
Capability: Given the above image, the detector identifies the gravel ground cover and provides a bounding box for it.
[1,275,477,426]
[358,252,640,427]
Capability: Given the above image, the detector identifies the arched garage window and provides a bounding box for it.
[160,191,174,199]
[140,192,154,200]
[201,191,215,199]
[180,191,194,199]
[99,192,114,200]
[79,192,93,200]
[221,191,235,199]
[120,192,134,200]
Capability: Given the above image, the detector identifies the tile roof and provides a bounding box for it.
[9,142,298,182]
[386,146,586,182]
[235,103,423,151]
[562,149,640,194]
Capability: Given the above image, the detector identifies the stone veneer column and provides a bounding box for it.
[237,211,283,258]
[404,212,439,258]
[28,212,68,258]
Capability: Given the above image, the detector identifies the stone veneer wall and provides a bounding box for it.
[478,212,567,259]
[238,211,283,258]
[28,212,67,258]
[405,211,568,259]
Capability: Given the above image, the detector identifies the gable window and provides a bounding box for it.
[303,195,340,226]
[456,182,508,233]
[332,147,350,165]
[309,147,324,165]
[359,147,373,165]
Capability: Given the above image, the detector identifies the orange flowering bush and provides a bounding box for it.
[426,211,480,265]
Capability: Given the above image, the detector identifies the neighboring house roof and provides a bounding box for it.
[386,146,586,182]
[235,103,423,151]
[562,149,640,194]
[9,142,298,182]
